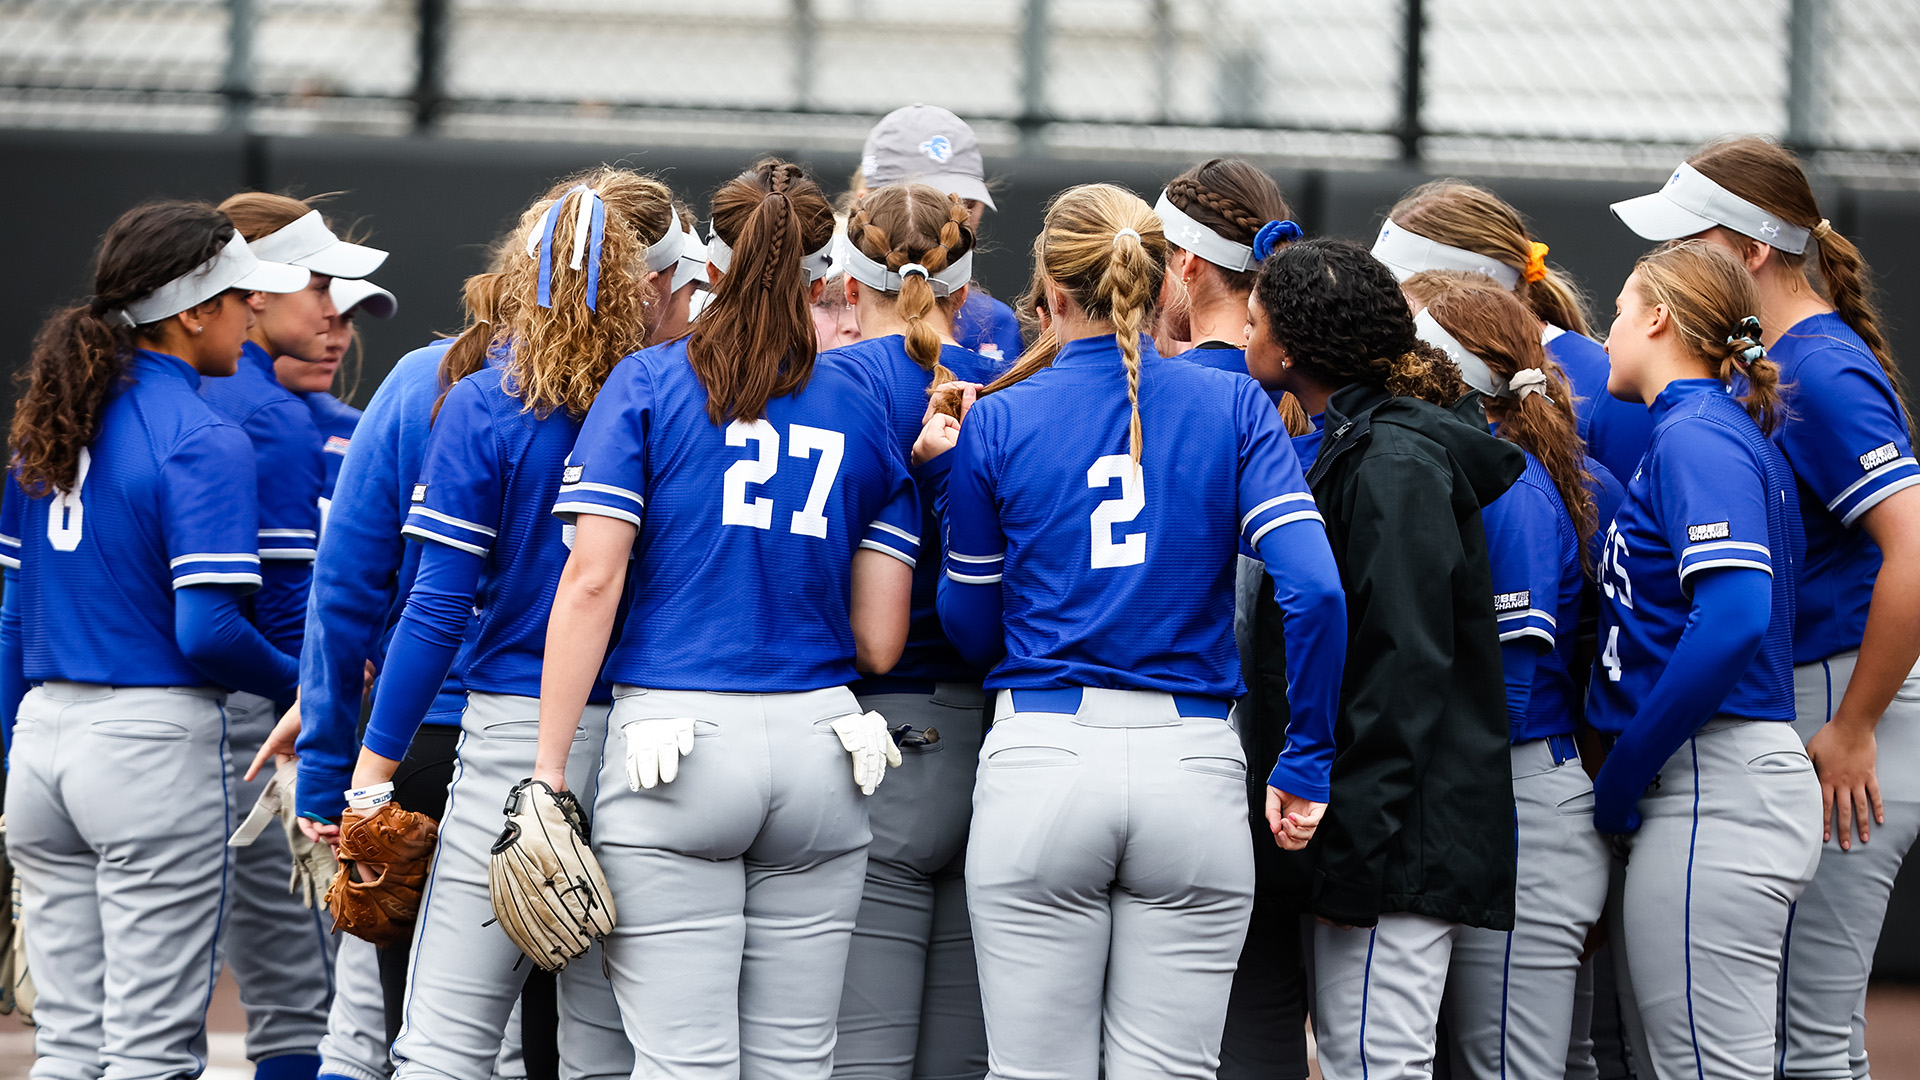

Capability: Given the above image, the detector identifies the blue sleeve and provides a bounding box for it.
[162,423,267,592]
[0,568,22,763]
[247,401,324,657]
[1591,567,1772,833]
[1484,481,1562,654]
[1586,459,1625,570]
[1776,345,1920,526]
[401,378,502,556]
[295,350,435,821]
[1501,641,1539,729]
[1657,424,1775,590]
[936,409,1008,670]
[175,584,300,705]
[553,355,650,527]
[858,438,923,569]
[360,541,484,764]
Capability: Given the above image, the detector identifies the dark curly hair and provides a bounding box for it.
[1253,238,1464,406]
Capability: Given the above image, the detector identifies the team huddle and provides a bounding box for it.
[1,104,1917,1080]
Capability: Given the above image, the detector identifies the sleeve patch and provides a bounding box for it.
[1686,521,1731,542]
[1493,589,1532,613]
[1860,442,1901,471]
[562,464,584,484]
[324,436,351,456]
[410,483,428,503]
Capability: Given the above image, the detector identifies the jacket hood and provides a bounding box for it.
[1323,383,1523,509]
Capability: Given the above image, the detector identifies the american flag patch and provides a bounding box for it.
[324,435,351,456]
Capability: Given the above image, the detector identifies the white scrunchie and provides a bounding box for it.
[1507,367,1551,402]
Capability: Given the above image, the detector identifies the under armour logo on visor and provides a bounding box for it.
[1759,220,1780,239]
[919,135,953,164]
[1181,225,1204,243]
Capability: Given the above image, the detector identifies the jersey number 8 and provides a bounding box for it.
[47,447,91,552]
[723,420,845,538]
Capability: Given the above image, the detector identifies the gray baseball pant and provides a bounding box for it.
[225,691,336,1064]
[1777,652,1920,1080]
[1442,737,1609,1080]
[591,685,873,1080]
[1613,718,1820,1080]
[318,934,393,1080]
[5,682,234,1080]
[390,693,629,1080]
[966,688,1255,1080]
[836,684,987,1080]
[1313,913,1458,1080]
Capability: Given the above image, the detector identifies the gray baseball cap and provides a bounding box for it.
[861,104,996,211]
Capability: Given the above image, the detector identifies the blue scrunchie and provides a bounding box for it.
[1252,220,1304,262]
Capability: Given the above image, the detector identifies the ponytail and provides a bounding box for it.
[847,184,975,413]
[1101,229,1158,463]
[1722,315,1787,435]
[435,269,509,420]
[1812,224,1911,436]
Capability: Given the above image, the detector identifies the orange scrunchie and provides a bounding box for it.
[1524,241,1550,283]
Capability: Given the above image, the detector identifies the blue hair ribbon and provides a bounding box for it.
[1252,219,1303,262]
[534,185,608,310]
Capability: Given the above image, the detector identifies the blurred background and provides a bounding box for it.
[4,0,1920,1054]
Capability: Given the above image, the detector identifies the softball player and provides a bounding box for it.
[1244,238,1524,1080]
[535,159,917,1080]
[1403,271,1615,1080]
[1586,240,1817,1080]
[351,170,680,1080]
[932,184,1348,1080]
[1612,140,1920,1080]
[822,181,999,1080]
[0,201,308,1080]
[1376,181,1652,485]
[303,278,396,507]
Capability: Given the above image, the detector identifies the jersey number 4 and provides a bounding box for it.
[1597,520,1634,682]
[723,420,844,538]
[1087,454,1146,569]
[47,447,91,552]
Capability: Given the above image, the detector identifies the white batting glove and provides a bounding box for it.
[622,718,696,791]
[830,711,903,796]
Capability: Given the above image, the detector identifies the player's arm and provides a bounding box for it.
[0,568,23,762]
[536,513,633,791]
[935,411,1007,670]
[851,457,920,673]
[174,584,299,701]
[246,400,324,659]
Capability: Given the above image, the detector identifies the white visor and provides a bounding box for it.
[836,236,974,298]
[669,225,707,293]
[330,277,396,319]
[644,214,686,275]
[1372,219,1521,290]
[1153,190,1255,273]
[707,230,837,284]
[249,210,389,279]
[112,231,309,327]
[1414,308,1502,399]
[1610,161,1811,254]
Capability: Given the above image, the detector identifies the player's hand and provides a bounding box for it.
[913,413,963,466]
[246,699,303,782]
[1266,786,1326,851]
[298,815,342,850]
[1807,717,1882,849]
[922,381,981,424]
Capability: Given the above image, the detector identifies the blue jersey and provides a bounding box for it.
[296,340,472,821]
[400,364,609,700]
[1547,327,1653,489]
[1166,342,1291,411]
[830,335,999,688]
[1483,450,1583,740]
[555,339,921,691]
[1764,313,1920,663]
[304,390,363,503]
[954,291,1024,366]
[0,351,263,686]
[201,340,324,655]
[941,335,1319,696]
[1292,413,1327,476]
[1588,380,1801,734]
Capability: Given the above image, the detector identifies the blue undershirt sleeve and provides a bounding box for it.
[175,584,300,707]
[0,568,23,763]
[359,540,485,765]
[1255,519,1347,803]
[1501,641,1540,732]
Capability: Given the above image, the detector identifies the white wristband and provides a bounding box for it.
[345,781,395,810]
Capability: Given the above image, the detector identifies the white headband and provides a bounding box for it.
[835,236,974,298]
[1415,308,1502,398]
[643,213,686,275]
[669,225,707,293]
[1610,161,1813,255]
[1372,219,1521,290]
[707,230,837,283]
[1154,190,1255,272]
[110,232,308,327]
[249,210,388,278]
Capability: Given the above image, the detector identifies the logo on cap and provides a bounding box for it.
[1181,225,1204,244]
[919,135,953,164]
[861,154,878,181]
[1759,219,1780,239]
[1668,169,1683,186]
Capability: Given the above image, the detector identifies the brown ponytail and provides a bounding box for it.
[1163,158,1293,291]
[1404,271,1599,562]
[1634,241,1788,434]
[12,202,234,496]
[1688,137,1908,437]
[688,159,835,426]
[847,183,978,411]
[1389,180,1593,339]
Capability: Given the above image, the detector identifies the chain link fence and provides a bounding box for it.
[3,0,1919,182]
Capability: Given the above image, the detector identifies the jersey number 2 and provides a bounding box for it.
[47,447,90,552]
[723,420,844,537]
[1087,454,1146,569]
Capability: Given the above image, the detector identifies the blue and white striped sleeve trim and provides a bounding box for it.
[1677,540,1772,584]
[1828,452,1920,526]
[170,551,263,589]
[551,480,645,528]
[401,507,497,557]
[945,548,1004,585]
[1241,492,1324,549]
[0,531,19,570]
[1494,590,1557,646]
[859,520,920,569]
[257,527,318,562]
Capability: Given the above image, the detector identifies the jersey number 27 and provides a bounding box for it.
[723,420,843,538]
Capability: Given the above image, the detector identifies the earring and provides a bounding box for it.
[192,325,204,335]
[1281,359,1291,369]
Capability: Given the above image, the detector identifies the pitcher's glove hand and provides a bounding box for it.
[489,779,616,972]
[324,801,438,948]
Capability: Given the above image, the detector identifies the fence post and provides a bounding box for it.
[414,0,448,133]
[224,0,254,131]
[793,0,816,112]
[1786,0,1828,155]
[1150,0,1174,125]
[1396,0,1425,165]
[1020,0,1050,153]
